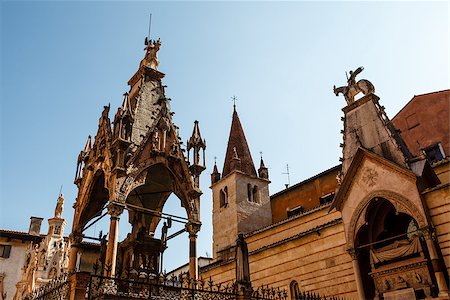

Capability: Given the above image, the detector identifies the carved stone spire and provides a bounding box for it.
[187,120,206,167]
[222,108,256,177]
[75,135,92,184]
[83,135,92,153]
[338,89,412,177]
[187,120,206,188]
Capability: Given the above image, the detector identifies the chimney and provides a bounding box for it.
[28,217,44,235]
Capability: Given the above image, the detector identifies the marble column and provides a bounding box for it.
[68,232,83,273]
[348,248,365,300]
[104,203,124,277]
[186,221,201,281]
[424,230,450,297]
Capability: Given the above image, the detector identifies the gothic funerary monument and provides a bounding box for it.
[7,37,448,300]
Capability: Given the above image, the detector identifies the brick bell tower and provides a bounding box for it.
[211,105,271,260]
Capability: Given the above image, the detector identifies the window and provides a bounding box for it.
[287,206,304,218]
[290,280,300,299]
[423,143,445,164]
[54,225,61,235]
[0,245,11,258]
[253,186,260,204]
[220,187,228,208]
[320,192,335,205]
[247,184,253,202]
[247,184,260,204]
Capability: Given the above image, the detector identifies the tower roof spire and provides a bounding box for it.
[222,107,256,177]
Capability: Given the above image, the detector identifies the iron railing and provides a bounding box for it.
[252,285,288,299]
[293,291,347,300]
[25,274,70,300]
[88,273,238,300]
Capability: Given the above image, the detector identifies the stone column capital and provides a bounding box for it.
[107,202,125,219]
[69,232,84,245]
[347,247,359,260]
[185,221,201,237]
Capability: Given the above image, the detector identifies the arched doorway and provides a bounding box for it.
[354,198,434,299]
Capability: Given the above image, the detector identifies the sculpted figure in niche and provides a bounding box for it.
[333,66,375,105]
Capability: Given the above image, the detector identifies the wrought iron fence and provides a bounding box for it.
[88,272,238,300]
[293,291,346,300]
[252,285,288,300]
[251,286,346,300]
[25,274,70,300]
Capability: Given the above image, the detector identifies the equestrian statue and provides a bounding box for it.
[334,66,375,105]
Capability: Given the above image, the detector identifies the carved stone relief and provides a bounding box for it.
[362,168,378,187]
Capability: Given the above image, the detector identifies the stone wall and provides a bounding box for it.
[202,206,357,299]
[423,159,450,276]
[0,238,29,300]
[212,171,271,258]
[270,166,340,223]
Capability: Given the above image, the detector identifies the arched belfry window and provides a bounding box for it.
[253,185,259,204]
[247,184,253,202]
[220,187,228,208]
[290,280,300,299]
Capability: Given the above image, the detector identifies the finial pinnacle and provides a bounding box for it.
[231,95,237,111]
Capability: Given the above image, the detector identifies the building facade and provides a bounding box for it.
[0,195,71,300]
[200,88,450,300]
[2,36,449,300]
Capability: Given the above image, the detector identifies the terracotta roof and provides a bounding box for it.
[0,229,43,242]
[222,108,256,177]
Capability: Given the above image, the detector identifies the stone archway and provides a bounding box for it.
[350,195,434,299]
[346,190,427,251]
[114,162,199,277]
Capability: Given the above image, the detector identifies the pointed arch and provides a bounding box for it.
[347,190,427,250]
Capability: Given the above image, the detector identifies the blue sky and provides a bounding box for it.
[1,1,448,272]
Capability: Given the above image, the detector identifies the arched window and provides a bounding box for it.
[290,280,300,299]
[253,185,259,203]
[220,187,228,208]
[247,184,253,202]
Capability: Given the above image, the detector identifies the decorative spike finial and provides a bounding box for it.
[231,96,237,111]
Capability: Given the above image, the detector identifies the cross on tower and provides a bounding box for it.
[231,95,237,110]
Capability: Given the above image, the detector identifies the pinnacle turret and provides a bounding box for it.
[211,161,221,185]
[187,120,206,188]
[258,157,269,180]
